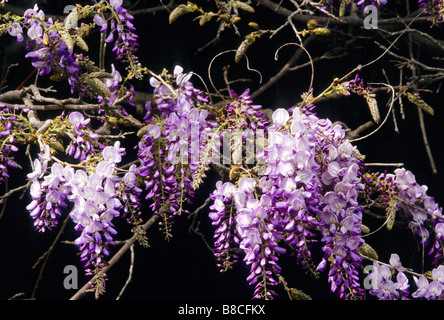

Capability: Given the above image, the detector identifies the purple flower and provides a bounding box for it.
[7,22,24,43]
[103,64,123,105]
[105,1,139,64]
[174,65,192,87]
[26,158,68,232]
[271,108,289,128]
[137,66,212,238]
[418,0,444,22]
[391,168,443,250]
[368,255,410,300]
[0,109,20,184]
[94,14,108,33]
[110,0,123,8]
[412,275,430,298]
[209,181,239,271]
[102,141,125,164]
[69,112,90,130]
[27,22,43,41]
[412,265,444,299]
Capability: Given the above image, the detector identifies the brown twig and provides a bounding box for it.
[417,106,437,174]
[129,0,175,15]
[70,214,160,300]
[255,0,429,26]
[31,215,71,299]
[188,197,213,253]
[115,244,135,300]
[0,180,31,200]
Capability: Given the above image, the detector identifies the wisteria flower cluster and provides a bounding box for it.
[368,253,444,300]
[26,140,136,282]
[205,95,443,299]
[0,106,23,184]
[65,111,98,162]
[365,168,444,261]
[368,254,410,300]
[104,0,139,70]
[21,4,81,92]
[392,168,443,246]
[419,0,444,22]
[137,66,213,237]
[209,103,370,299]
[412,264,444,299]
[1,2,141,103]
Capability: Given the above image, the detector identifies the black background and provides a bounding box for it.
[0,0,443,301]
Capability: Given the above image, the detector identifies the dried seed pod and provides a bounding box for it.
[232,16,241,24]
[49,137,65,153]
[75,35,89,52]
[405,92,434,116]
[59,28,74,50]
[89,71,114,79]
[366,96,380,124]
[361,224,370,234]
[386,205,396,231]
[231,1,255,13]
[248,21,259,29]
[198,13,212,26]
[339,0,352,16]
[219,14,231,22]
[169,3,199,24]
[339,0,347,17]
[358,242,379,260]
[86,77,111,97]
[235,32,260,63]
[289,288,312,300]
[64,8,78,30]
[137,125,148,137]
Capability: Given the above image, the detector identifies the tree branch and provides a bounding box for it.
[129,0,175,15]
[69,214,160,300]
[255,0,430,26]
[115,244,135,300]
[0,85,116,111]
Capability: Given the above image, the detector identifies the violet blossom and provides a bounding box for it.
[137,66,212,237]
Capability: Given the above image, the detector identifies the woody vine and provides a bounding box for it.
[0,0,443,300]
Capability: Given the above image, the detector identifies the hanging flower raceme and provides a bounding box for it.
[66,111,97,162]
[207,103,370,299]
[418,0,444,22]
[68,147,123,275]
[0,106,22,185]
[364,167,444,266]
[137,66,213,238]
[26,145,68,232]
[209,181,239,272]
[25,140,135,291]
[368,254,410,300]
